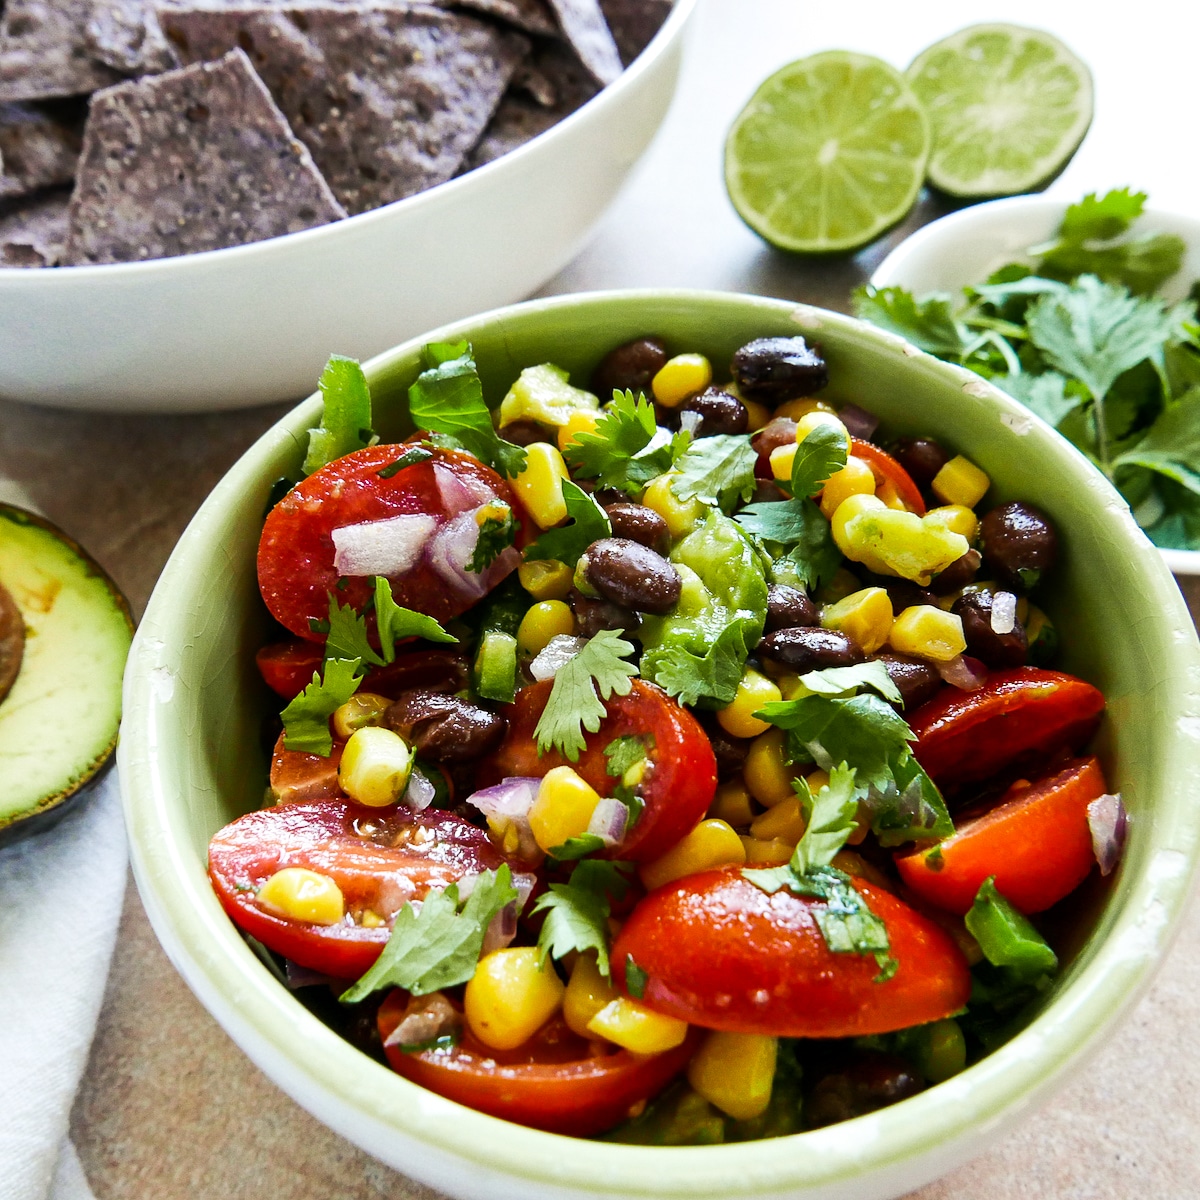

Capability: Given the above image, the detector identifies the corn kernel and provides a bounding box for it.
[331,692,392,741]
[708,780,756,827]
[820,586,894,655]
[518,558,574,601]
[510,441,569,529]
[257,867,345,926]
[338,726,413,807]
[652,353,712,407]
[876,478,909,511]
[832,495,969,586]
[563,954,619,1038]
[794,411,849,443]
[777,672,805,700]
[464,947,565,1051]
[769,442,797,482]
[817,567,863,605]
[557,407,600,452]
[744,728,796,808]
[738,835,793,865]
[819,456,877,517]
[831,849,892,889]
[360,908,384,928]
[528,765,602,853]
[743,398,771,431]
[587,998,689,1054]
[925,504,978,542]
[932,455,990,508]
[750,796,805,844]
[804,768,830,793]
[889,605,967,662]
[640,819,746,891]
[773,397,836,422]
[642,473,704,538]
[517,599,575,657]
[688,1032,778,1120]
[717,669,780,739]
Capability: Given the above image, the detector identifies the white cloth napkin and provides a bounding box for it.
[0,770,125,1200]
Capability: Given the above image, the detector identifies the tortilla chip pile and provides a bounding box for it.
[0,0,672,268]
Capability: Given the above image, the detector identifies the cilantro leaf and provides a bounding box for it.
[790,424,848,498]
[965,877,1058,984]
[867,752,955,847]
[792,660,902,704]
[1112,386,1200,500]
[735,497,841,590]
[377,445,433,478]
[407,343,526,478]
[467,507,517,573]
[324,595,383,668]
[549,834,606,861]
[303,356,375,476]
[532,860,632,977]
[526,480,611,566]
[281,657,363,756]
[1058,187,1146,242]
[565,390,686,494]
[374,576,457,654]
[851,285,968,357]
[340,866,519,1002]
[642,621,745,707]
[994,371,1081,430]
[604,735,651,779]
[534,630,639,761]
[671,434,758,512]
[624,954,649,999]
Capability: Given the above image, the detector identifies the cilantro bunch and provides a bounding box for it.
[853,189,1200,549]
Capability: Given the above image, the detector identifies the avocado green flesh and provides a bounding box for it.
[0,509,133,829]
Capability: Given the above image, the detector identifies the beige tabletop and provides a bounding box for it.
[4,0,1200,1196]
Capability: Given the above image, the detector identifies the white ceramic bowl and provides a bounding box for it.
[870,195,1200,575]
[0,1,695,414]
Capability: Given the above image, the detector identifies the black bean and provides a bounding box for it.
[952,590,1028,669]
[930,549,982,596]
[759,626,864,671]
[764,584,817,633]
[569,589,641,638]
[604,502,670,555]
[860,571,937,613]
[750,416,797,459]
[730,336,829,402]
[592,487,628,509]
[872,652,943,710]
[384,691,506,764]
[751,479,788,505]
[806,1054,924,1128]
[889,437,950,490]
[496,418,545,447]
[837,403,879,441]
[980,501,1058,590]
[680,387,748,437]
[591,337,669,399]
[581,538,681,615]
[703,720,751,782]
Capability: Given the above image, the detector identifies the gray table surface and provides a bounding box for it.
[4,0,1200,1195]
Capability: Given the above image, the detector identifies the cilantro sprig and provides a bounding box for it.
[532,860,632,978]
[324,579,456,669]
[564,389,689,494]
[280,657,362,756]
[670,434,758,512]
[303,356,376,476]
[525,479,611,567]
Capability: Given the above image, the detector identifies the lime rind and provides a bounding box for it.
[725,50,930,255]
[907,23,1093,198]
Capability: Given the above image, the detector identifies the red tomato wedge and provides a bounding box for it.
[896,756,1107,915]
[208,801,532,978]
[909,668,1104,790]
[850,439,926,515]
[611,867,970,1038]
[258,445,525,639]
[257,641,469,701]
[484,679,717,863]
[270,735,346,805]
[379,996,697,1136]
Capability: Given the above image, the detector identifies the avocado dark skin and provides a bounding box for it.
[0,578,23,704]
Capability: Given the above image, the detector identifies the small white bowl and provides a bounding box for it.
[0,0,695,413]
[871,195,1200,576]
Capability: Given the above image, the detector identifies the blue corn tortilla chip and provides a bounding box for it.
[0,186,71,267]
[543,0,620,85]
[0,100,83,199]
[62,48,346,264]
[598,0,671,67]
[85,0,178,75]
[161,5,529,215]
[0,1,123,101]
[446,0,558,37]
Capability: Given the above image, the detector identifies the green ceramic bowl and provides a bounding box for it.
[121,291,1200,1200]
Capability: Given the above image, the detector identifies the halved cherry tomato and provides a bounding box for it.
[611,866,970,1038]
[258,445,526,639]
[484,679,717,863]
[208,801,532,978]
[896,756,1107,915]
[910,668,1104,790]
[850,439,926,515]
[378,995,698,1136]
[269,735,345,805]
[257,641,469,701]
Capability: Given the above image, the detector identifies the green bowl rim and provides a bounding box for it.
[120,289,1200,1195]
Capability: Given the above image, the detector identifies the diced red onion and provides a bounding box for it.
[678,410,703,436]
[331,513,436,577]
[586,796,629,848]
[284,960,341,990]
[427,506,520,599]
[466,777,543,863]
[481,902,519,957]
[403,767,436,812]
[434,462,493,517]
[1088,792,1128,876]
[383,992,462,1048]
[530,634,587,681]
[990,591,1017,636]
[936,654,988,691]
[838,403,879,441]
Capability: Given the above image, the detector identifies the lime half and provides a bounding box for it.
[725,51,930,255]
[907,23,1093,198]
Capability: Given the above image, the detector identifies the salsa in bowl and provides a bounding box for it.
[121,291,1200,1200]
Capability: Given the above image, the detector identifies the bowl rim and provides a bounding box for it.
[869,194,1200,577]
[0,0,697,288]
[121,288,1200,1195]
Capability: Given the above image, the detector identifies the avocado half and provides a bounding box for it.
[0,504,134,847]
